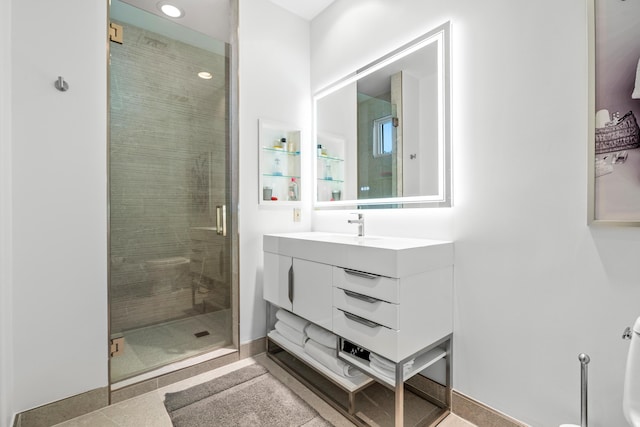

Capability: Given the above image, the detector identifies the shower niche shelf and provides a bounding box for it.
[259,119,302,206]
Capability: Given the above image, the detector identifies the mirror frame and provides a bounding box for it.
[313,21,451,209]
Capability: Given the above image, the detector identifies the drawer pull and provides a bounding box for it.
[288,265,294,304]
[343,289,380,304]
[342,311,382,329]
[343,269,379,280]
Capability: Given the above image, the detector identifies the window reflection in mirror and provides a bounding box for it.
[314,22,451,209]
[373,115,394,159]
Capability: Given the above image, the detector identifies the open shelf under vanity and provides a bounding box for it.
[266,329,451,427]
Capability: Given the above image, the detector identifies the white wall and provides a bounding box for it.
[0,0,13,425]
[311,1,640,426]
[238,0,312,344]
[1,0,310,421]
[10,0,108,416]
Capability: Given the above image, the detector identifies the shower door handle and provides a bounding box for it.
[216,205,227,237]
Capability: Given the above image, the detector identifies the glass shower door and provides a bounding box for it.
[108,0,236,383]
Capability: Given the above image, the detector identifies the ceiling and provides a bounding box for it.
[268,0,336,20]
[117,0,335,41]
[118,0,229,39]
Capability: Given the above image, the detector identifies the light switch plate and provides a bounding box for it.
[293,208,301,222]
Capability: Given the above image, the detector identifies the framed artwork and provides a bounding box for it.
[588,0,640,225]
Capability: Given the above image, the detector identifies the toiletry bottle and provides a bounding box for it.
[324,164,332,180]
[288,178,298,201]
[317,144,323,156]
[280,137,287,151]
[273,158,282,176]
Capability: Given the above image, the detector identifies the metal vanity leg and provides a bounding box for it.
[446,336,452,409]
[348,391,356,415]
[395,364,404,427]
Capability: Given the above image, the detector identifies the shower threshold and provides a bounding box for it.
[110,310,235,389]
[111,346,237,390]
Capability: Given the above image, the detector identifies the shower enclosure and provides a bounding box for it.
[108,0,237,384]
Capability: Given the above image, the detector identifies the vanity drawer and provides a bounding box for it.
[333,308,398,361]
[333,267,399,303]
[333,287,399,329]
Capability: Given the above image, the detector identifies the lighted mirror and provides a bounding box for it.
[314,22,451,208]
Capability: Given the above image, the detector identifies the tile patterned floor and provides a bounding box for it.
[55,354,476,427]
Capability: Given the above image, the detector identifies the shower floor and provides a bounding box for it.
[110,309,232,383]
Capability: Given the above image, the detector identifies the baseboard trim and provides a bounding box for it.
[452,390,529,427]
[239,337,266,359]
[12,340,265,427]
[405,374,449,408]
[12,339,528,427]
[12,387,108,427]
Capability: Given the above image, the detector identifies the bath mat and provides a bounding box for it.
[164,363,333,427]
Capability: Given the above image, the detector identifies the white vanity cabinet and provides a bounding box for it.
[263,252,293,310]
[263,253,333,329]
[263,232,453,427]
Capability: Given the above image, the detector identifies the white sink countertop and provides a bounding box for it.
[263,232,453,278]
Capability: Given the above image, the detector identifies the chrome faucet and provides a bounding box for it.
[348,213,365,237]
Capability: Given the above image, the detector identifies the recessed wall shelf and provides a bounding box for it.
[259,119,302,205]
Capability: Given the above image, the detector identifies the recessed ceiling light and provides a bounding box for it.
[198,71,213,80]
[158,3,184,18]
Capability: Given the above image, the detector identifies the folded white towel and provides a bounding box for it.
[369,353,414,370]
[268,330,303,351]
[274,321,307,347]
[304,339,363,378]
[306,323,338,349]
[369,360,395,379]
[369,359,413,380]
[276,309,309,333]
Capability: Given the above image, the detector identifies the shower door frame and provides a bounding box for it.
[105,0,239,393]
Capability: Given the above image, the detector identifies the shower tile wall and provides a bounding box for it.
[357,94,395,199]
[110,21,230,334]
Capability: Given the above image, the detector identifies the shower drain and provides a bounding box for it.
[194,330,210,338]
